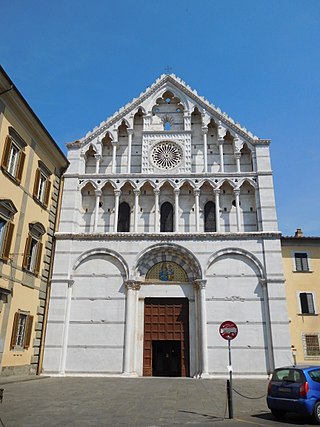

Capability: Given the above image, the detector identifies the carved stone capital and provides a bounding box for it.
[133,189,140,196]
[193,279,207,290]
[94,154,102,161]
[234,152,241,160]
[201,126,208,135]
[174,188,180,195]
[217,137,224,146]
[112,140,118,146]
[95,189,102,197]
[127,128,134,136]
[214,188,221,196]
[125,280,141,291]
[193,188,200,197]
[234,189,240,197]
[153,188,160,196]
[259,278,267,288]
[114,189,121,197]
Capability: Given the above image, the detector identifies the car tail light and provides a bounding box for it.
[299,382,309,398]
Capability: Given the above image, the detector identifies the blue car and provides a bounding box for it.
[267,365,320,423]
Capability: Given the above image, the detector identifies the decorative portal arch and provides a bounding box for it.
[134,243,202,282]
[205,247,265,279]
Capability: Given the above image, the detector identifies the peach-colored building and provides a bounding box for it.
[0,66,68,375]
[282,229,320,365]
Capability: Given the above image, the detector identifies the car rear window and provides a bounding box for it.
[272,369,305,382]
[309,369,320,383]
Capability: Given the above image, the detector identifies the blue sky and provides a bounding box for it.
[1,0,320,236]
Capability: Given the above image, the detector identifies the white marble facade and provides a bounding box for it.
[43,74,292,377]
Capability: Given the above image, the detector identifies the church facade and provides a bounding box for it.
[43,74,291,377]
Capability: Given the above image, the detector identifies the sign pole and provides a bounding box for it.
[219,320,238,420]
[228,338,233,419]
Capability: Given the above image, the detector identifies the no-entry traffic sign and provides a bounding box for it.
[219,320,238,340]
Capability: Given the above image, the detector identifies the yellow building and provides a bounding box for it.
[0,66,68,376]
[282,229,320,365]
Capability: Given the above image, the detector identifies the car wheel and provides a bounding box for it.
[271,409,286,419]
[314,402,320,424]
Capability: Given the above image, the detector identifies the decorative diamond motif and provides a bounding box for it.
[151,142,182,170]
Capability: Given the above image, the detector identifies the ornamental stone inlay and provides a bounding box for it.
[151,141,182,170]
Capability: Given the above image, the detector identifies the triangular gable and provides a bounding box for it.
[67,74,268,149]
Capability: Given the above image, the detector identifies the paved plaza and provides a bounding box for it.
[0,376,276,427]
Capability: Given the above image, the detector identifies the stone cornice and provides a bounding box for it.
[65,171,273,180]
[67,74,267,149]
[55,231,281,241]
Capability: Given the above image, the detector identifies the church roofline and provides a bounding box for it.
[66,74,267,149]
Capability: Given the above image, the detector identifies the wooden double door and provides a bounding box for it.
[143,298,189,377]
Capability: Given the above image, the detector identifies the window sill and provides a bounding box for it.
[22,268,38,278]
[1,167,20,186]
[33,196,48,210]
[293,270,313,273]
[298,313,318,316]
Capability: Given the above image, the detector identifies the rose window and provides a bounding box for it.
[151,142,182,170]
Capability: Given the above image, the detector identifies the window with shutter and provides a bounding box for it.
[300,292,315,314]
[1,131,26,184]
[23,222,45,275]
[33,162,51,208]
[10,312,33,350]
[295,253,309,271]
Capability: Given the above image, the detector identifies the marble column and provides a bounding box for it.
[154,188,160,232]
[202,126,208,173]
[113,189,121,232]
[235,152,241,173]
[133,189,140,233]
[112,142,117,174]
[218,138,224,173]
[93,189,102,232]
[214,189,221,232]
[94,154,102,174]
[194,279,209,377]
[123,281,141,375]
[259,279,275,373]
[234,189,241,232]
[174,188,180,233]
[194,188,200,232]
[60,279,74,375]
[127,129,133,174]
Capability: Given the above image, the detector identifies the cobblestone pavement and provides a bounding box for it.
[0,376,291,427]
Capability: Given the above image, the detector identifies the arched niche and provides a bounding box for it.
[223,131,236,172]
[219,181,236,233]
[239,180,257,231]
[240,143,253,172]
[84,145,97,174]
[101,133,113,174]
[81,182,96,232]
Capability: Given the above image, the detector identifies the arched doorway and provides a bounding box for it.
[204,201,216,232]
[160,202,173,232]
[118,202,130,232]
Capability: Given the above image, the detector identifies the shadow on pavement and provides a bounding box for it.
[179,410,224,422]
[253,412,315,425]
